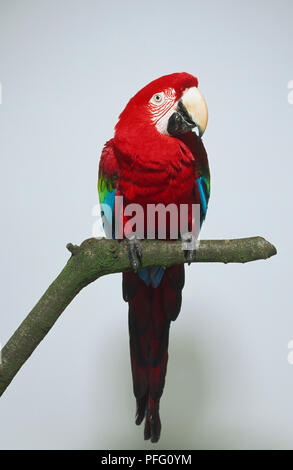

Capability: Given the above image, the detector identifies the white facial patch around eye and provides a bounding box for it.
[148,88,177,135]
[155,105,178,135]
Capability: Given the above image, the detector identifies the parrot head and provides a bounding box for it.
[114,73,208,152]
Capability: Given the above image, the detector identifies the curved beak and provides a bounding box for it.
[167,87,208,138]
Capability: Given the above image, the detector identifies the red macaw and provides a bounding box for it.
[98,72,210,442]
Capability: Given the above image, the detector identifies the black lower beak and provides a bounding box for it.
[167,100,196,136]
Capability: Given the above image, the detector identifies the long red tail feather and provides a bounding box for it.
[123,264,185,442]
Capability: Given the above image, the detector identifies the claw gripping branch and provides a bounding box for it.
[0,236,276,399]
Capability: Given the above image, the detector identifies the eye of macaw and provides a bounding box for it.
[150,92,164,105]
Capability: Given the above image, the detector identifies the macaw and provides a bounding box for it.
[98,72,210,443]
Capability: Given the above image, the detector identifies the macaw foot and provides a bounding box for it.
[135,395,147,425]
[125,236,142,272]
[184,248,196,265]
[144,397,161,443]
[182,233,198,266]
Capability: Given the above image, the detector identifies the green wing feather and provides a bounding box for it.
[98,140,119,238]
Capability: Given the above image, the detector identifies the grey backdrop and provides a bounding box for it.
[0,0,292,450]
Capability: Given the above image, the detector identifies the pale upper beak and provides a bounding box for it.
[167,86,208,138]
[181,86,208,137]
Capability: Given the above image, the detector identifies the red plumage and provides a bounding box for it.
[123,264,184,441]
[98,73,210,442]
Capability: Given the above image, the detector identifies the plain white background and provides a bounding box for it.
[0,0,292,449]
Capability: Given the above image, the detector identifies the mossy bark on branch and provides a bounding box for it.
[0,236,276,397]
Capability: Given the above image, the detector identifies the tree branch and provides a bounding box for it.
[0,236,276,397]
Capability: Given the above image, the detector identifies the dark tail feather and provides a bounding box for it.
[123,264,185,443]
